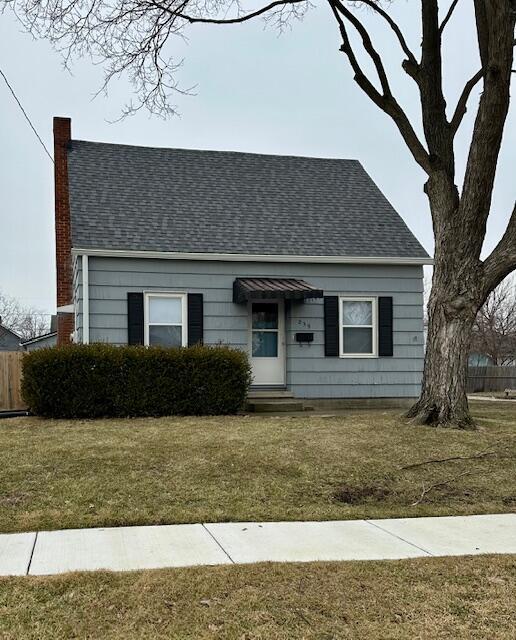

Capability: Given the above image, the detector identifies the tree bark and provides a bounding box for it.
[406,176,485,429]
[407,291,478,429]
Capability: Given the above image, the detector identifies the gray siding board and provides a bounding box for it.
[289,345,424,359]
[288,358,424,372]
[287,316,422,332]
[292,303,423,320]
[89,271,423,293]
[90,258,423,279]
[292,384,421,398]
[83,257,425,398]
[289,372,422,385]
[87,286,423,307]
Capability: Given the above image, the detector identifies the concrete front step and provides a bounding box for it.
[246,399,311,413]
[248,389,294,399]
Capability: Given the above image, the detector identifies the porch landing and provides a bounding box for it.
[246,389,313,413]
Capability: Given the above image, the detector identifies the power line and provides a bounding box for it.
[0,66,54,164]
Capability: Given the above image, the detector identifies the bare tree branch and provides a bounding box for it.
[460,1,515,255]
[411,470,473,506]
[449,67,484,134]
[329,0,432,174]
[333,0,391,96]
[473,0,489,69]
[173,0,307,25]
[354,0,418,70]
[419,0,454,175]
[439,0,460,35]
[483,203,516,299]
[400,440,503,470]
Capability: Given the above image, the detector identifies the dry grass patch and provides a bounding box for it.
[0,403,514,533]
[0,556,515,639]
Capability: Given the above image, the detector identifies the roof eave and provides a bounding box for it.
[71,247,433,265]
[20,332,58,346]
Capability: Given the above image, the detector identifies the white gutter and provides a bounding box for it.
[71,248,433,266]
[82,254,89,344]
[57,304,74,313]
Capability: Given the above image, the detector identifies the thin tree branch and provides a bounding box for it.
[449,67,484,134]
[482,202,516,300]
[400,441,503,470]
[439,0,460,35]
[328,0,431,174]
[173,0,306,25]
[355,0,418,69]
[411,471,472,506]
[333,0,391,96]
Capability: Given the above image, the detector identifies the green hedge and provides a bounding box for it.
[22,344,252,418]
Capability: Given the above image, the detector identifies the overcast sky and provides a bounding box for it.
[0,1,514,318]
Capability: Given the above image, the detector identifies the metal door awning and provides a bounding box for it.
[233,277,323,303]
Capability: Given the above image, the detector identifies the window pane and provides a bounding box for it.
[342,301,372,326]
[342,327,373,354]
[149,325,182,347]
[252,331,278,357]
[252,303,278,329]
[149,296,182,324]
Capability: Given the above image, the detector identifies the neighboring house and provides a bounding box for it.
[21,315,57,351]
[21,333,57,351]
[53,117,432,400]
[469,353,516,367]
[468,353,494,367]
[0,320,22,351]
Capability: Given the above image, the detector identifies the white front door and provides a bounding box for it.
[249,300,285,386]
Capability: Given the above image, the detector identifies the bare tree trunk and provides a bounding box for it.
[408,293,477,429]
[407,206,483,428]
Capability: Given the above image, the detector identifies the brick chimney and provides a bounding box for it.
[54,117,74,345]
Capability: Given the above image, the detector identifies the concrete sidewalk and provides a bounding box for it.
[1,514,514,577]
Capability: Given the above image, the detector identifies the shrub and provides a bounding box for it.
[22,344,252,418]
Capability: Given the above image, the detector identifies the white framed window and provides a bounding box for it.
[144,292,187,347]
[339,296,377,357]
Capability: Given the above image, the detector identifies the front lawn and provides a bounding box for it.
[0,403,514,533]
[1,556,515,639]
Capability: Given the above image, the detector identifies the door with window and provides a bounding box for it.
[249,300,285,386]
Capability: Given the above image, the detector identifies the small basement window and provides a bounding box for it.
[144,292,187,347]
[339,297,377,357]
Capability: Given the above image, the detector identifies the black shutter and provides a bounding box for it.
[324,296,339,356]
[378,296,393,357]
[127,292,144,345]
[188,293,204,346]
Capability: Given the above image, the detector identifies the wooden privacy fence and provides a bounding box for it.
[467,366,516,393]
[0,351,26,411]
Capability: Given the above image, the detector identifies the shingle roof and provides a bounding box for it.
[67,141,429,259]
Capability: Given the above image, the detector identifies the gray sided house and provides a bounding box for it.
[21,333,58,352]
[54,117,432,400]
[21,315,58,352]
[0,321,21,351]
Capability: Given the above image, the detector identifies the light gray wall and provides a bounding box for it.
[74,257,424,398]
[0,326,21,351]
